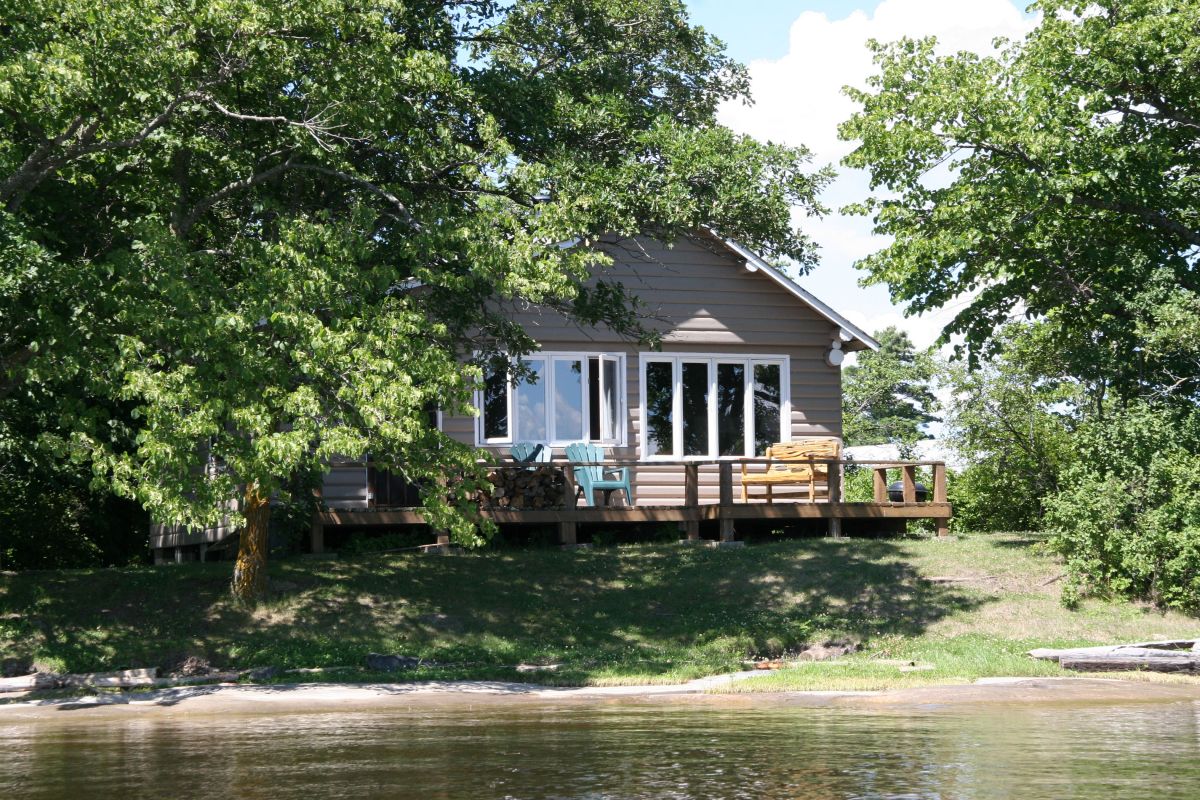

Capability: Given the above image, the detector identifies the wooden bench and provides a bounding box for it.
[740,439,842,503]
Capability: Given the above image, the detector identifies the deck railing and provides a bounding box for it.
[314,457,953,553]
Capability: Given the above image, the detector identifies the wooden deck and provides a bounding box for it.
[311,457,952,552]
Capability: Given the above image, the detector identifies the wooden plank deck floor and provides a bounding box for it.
[311,457,952,552]
[311,501,953,553]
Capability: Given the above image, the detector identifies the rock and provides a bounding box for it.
[1,658,32,678]
[173,655,214,677]
[366,653,422,672]
[797,639,862,662]
[246,665,281,681]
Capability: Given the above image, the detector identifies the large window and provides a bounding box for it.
[639,355,787,459]
[477,352,625,446]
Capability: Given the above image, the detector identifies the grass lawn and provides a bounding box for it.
[1,533,1196,690]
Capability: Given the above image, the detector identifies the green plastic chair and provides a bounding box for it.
[565,442,632,507]
[511,442,551,466]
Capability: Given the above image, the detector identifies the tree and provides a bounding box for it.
[840,0,1200,406]
[841,326,936,452]
[1,1,829,599]
[941,323,1076,532]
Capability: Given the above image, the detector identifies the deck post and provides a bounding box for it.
[560,463,581,545]
[718,461,735,542]
[684,463,700,540]
[933,463,950,537]
[562,463,579,509]
[827,459,842,538]
[873,468,888,503]
[902,465,917,503]
[310,512,325,554]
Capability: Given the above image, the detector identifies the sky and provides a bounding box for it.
[683,0,1038,349]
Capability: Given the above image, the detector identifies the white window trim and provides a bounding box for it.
[638,353,791,461]
[475,351,628,448]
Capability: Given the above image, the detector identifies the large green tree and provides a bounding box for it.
[841,0,1200,603]
[1,1,828,598]
[840,0,1200,406]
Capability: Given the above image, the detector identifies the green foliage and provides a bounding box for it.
[841,0,1200,405]
[0,455,147,570]
[0,1,826,558]
[942,324,1076,532]
[842,326,937,450]
[1046,404,1200,612]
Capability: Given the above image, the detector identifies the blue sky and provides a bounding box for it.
[679,1,1036,348]
[686,1,880,64]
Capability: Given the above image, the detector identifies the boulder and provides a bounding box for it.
[366,653,422,672]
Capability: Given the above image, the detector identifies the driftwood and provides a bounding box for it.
[1060,654,1199,673]
[479,466,566,510]
[0,673,58,693]
[1030,640,1199,662]
[60,667,159,688]
[1031,639,1200,673]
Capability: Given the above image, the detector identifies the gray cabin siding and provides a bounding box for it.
[439,234,847,505]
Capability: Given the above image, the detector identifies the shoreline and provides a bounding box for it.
[3,675,1200,720]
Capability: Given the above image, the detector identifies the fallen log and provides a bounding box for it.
[1029,640,1199,662]
[0,673,58,693]
[60,667,159,688]
[1060,654,1200,673]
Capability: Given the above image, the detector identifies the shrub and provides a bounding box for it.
[1046,404,1200,612]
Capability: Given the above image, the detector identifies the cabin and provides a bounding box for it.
[312,229,951,551]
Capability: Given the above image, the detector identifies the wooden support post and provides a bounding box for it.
[902,465,917,503]
[436,530,451,547]
[199,542,208,563]
[310,513,325,554]
[873,468,888,503]
[718,461,735,542]
[684,463,700,540]
[933,463,947,502]
[558,521,577,546]
[827,459,842,538]
[562,464,579,508]
[933,463,950,537]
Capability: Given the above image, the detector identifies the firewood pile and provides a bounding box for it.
[479,466,568,509]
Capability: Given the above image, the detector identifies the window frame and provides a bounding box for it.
[475,351,628,448]
[638,353,791,461]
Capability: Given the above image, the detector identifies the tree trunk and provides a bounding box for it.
[232,483,271,602]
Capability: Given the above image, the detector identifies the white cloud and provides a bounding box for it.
[720,0,1036,348]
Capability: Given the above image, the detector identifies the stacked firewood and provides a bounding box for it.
[479,466,568,509]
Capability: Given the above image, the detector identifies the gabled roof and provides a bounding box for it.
[697,228,880,352]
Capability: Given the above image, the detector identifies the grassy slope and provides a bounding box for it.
[1,534,1196,690]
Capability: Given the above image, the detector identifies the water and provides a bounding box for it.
[3,699,1199,799]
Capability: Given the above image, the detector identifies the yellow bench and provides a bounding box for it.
[740,439,842,503]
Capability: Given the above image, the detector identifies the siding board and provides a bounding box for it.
[326,235,848,508]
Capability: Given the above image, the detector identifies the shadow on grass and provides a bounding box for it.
[0,539,982,682]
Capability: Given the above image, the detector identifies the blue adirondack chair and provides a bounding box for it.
[511,441,552,466]
[565,442,632,507]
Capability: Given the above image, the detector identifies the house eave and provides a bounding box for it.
[699,228,880,352]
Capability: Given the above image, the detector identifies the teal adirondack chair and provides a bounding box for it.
[511,441,552,466]
[565,442,632,507]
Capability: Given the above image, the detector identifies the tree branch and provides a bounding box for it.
[174,160,421,237]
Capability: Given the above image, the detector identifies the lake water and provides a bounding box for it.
[3,699,1199,799]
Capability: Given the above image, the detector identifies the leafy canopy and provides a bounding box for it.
[840,0,1200,404]
[0,1,829,541]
